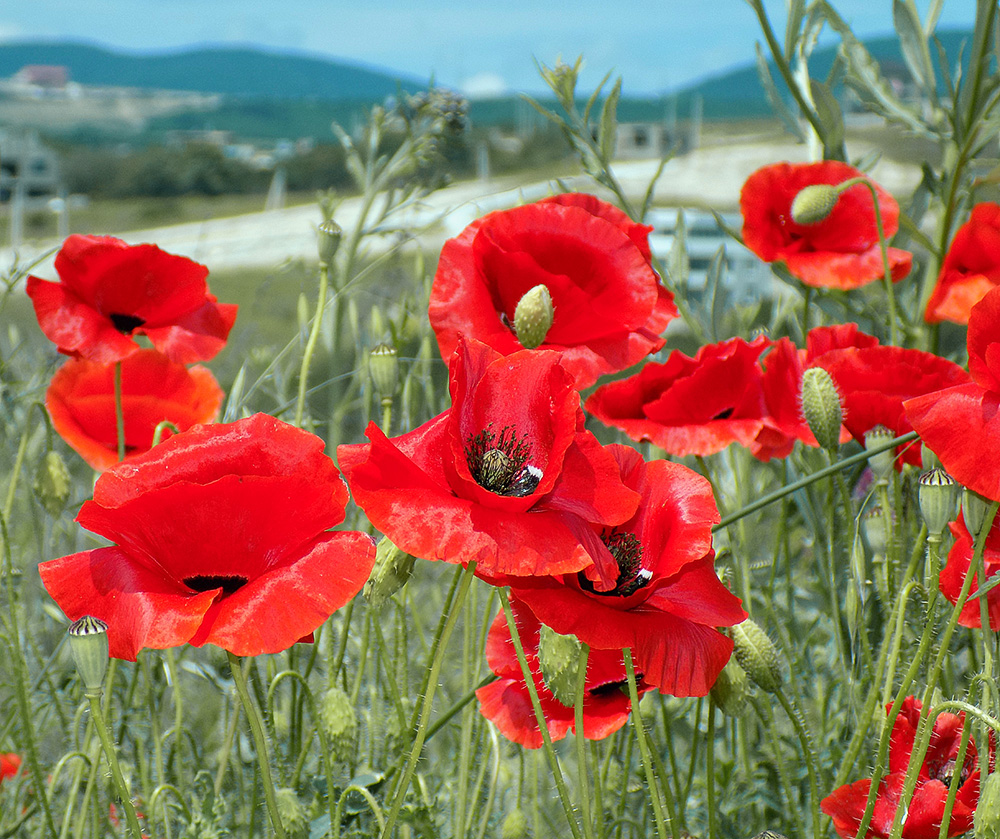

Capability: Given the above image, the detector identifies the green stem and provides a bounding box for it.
[774,687,821,837]
[226,652,287,839]
[85,690,143,839]
[293,262,331,427]
[574,644,595,839]
[706,705,718,839]
[114,361,125,462]
[624,649,672,839]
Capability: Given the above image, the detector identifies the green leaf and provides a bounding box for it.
[809,79,846,160]
[755,43,807,141]
[222,364,247,423]
[667,209,689,291]
[893,0,937,104]
[597,77,622,165]
[583,69,614,125]
[707,245,726,343]
[784,0,806,62]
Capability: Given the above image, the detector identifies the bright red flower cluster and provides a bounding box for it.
[822,696,992,839]
[925,202,1000,324]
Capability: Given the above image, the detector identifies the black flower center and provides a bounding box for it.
[579,530,651,597]
[928,756,972,788]
[465,424,541,497]
[109,313,146,334]
[712,407,735,420]
[588,673,645,697]
[184,575,249,595]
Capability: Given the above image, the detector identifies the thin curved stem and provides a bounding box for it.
[85,691,143,839]
[294,262,331,427]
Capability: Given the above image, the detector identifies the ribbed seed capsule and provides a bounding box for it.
[67,616,110,694]
[864,425,895,482]
[800,367,843,453]
[862,505,889,558]
[369,343,399,403]
[918,468,957,537]
[730,619,782,694]
[317,219,342,265]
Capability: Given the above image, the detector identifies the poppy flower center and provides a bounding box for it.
[928,756,972,788]
[109,313,146,334]
[183,575,249,595]
[588,673,645,697]
[580,531,651,597]
[465,424,541,497]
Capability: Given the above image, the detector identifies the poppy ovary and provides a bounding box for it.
[465,424,541,497]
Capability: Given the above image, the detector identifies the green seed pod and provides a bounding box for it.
[730,619,782,694]
[275,788,309,839]
[918,468,957,538]
[709,657,749,717]
[974,771,1000,839]
[790,184,841,225]
[963,488,996,540]
[800,367,843,453]
[67,616,109,694]
[317,219,343,266]
[513,284,555,350]
[363,537,416,611]
[862,505,889,558]
[318,685,358,763]
[501,809,530,839]
[752,832,790,839]
[33,450,71,516]
[369,343,399,403]
[536,624,582,707]
[864,425,895,482]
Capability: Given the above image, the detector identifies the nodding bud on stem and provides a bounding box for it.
[317,219,342,265]
[975,771,1000,839]
[318,685,358,763]
[790,184,841,225]
[34,450,70,516]
[513,284,555,349]
[501,810,530,839]
[919,468,957,538]
[710,657,750,716]
[962,488,996,540]
[67,615,109,694]
[369,343,399,403]
[276,788,308,839]
[864,425,895,482]
[729,619,782,694]
[800,367,843,453]
[536,624,582,706]
[363,536,416,610]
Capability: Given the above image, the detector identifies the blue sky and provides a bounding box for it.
[0,1,978,96]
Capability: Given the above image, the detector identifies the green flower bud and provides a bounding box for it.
[369,343,399,403]
[67,616,109,694]
[790,184,840,225]
[800,367,843,453]
[363,537,416,611]
[317,219,342,265]
[962,487,995,540]
[275,788,308,839]
[730,619,782,694]
[862,505,889,557]
[318,685,358,763]
[501,809,530,839]
[918,468,957,538]
[536,624,582,707]
[33,450,71,516]
[974,771,1000,839]
[513,284,555,350]
[709,657,749,716]
[864,425,895,482]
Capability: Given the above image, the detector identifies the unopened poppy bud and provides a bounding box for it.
[710,657,749,716]
[790,184,840,225]
[862,505,889,557]
[800,367,843,453]
[919,468,957,537]
[513,284,555,350]
[974,772,1000,839]
[276,788,308,839]
[318,685,358,763]
[730,619,782,694]
[962,488,996,540]
[67,615,109,694]
[864,425,895,482]
[536,624,582,707]
[363,537,416,610]
[33,450,70,516]
[317,219,342,265]
[501,810,529,839]
[369,343,399,403]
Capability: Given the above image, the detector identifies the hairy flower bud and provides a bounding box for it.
[963,487,995,540]
[501,810,530,839]
[34,450,71,516]
[919,468,957,538]
[710,657,750,716]
[513,284,555,350]
[536,624,582,707]
[318,685,358,763]
[363,537,416,610]
[317,219,343,265]
[864,425,895,482]
[730,619,782,694]
[975,771,1000,839]
[67,615,109,694]
[790,184,841,225]
[369,343,399,403]
[276,788,309,839]
[800,367,843,453]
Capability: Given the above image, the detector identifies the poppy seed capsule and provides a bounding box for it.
[800,367,843,453]
[536,623,582,707]
[974,771,1000,839]
[864,425,895,482]
[709,657,749,716]
[369,343,399,402]
[918,468,957,537]
[318,685,358,763]
[790,183,841,225]
[67,615,109,694]
[962,487,996,540]
[513,284,555,349]
[317,219,342,265]
[862,505,889,557]
[33,450,70,516]
[730,619,782,694]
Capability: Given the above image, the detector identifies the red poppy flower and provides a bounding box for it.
[741,161,912,289]
[906,286,1000,500]
[429,194,677,388]
[585,335,813,461]
[38,414,376,661]
[26,235,238,364]
[805,323,880,359]
[476,597,652,748]
[938,511,1000,630]
[504,445,745,696]
[811,344,969,467]
[0,753,20,784]
[338,339,639,582]
[821,696,990,838]
[46,349,225,471]
[926,202,1000,324]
